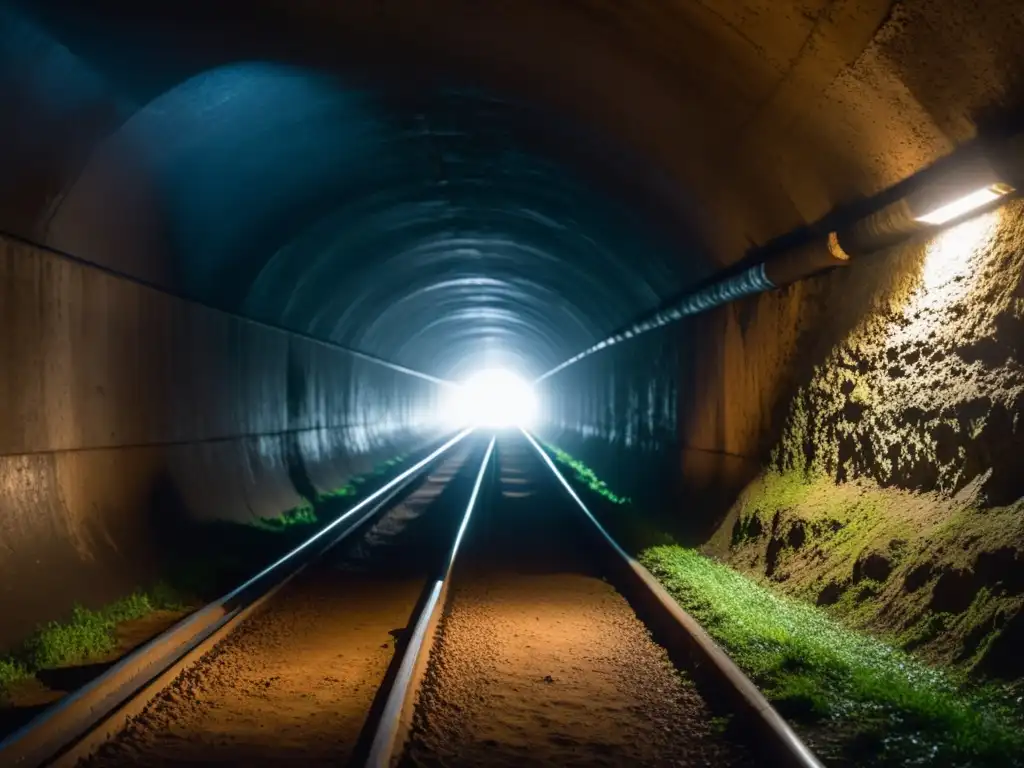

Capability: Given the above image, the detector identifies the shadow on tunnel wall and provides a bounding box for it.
[0,234,444,650]
[535,327,713,542]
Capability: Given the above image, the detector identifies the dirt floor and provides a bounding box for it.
[401,436,751,767]
[82,445,477,767]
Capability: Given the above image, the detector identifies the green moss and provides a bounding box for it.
[753,471,817,510]
[370,454,406,476]
[543,444,631,506]
[850,380,872,405]
[539,442,678,554]
[725,471,1024,690]
[897,612,951,651]
[0,658,30,693]
[1,583,191,698]
[24,606,120,669]
[316,484,357,501]
[257,500,318,530]
[177,452,418,601]
[831,578,888,626]
[708,715,733,735]
[257,452,410,530]
[641,546,1024,767]
[773,390,812,474]
[732,471,917,606]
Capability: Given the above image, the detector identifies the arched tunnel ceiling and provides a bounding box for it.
[4,0,1024,377]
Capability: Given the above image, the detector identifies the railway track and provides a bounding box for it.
[0,431,823,768]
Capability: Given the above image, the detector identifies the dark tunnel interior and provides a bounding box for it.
[0,0,717,645]
[2,1,702,378]
[4,1,1024,763]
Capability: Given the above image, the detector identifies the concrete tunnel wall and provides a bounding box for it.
[0,235,444,649]
[529,0,1024,533]
[3,0,1024,659]
[536,329,685,517]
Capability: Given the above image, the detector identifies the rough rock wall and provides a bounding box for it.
[683,200,1024,508]
[771,205,1024,503]
[684,200,1024,677]
[710,473,1024,678]
[0,235,442,648]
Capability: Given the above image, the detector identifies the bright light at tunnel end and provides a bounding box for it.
[440,368,539,429]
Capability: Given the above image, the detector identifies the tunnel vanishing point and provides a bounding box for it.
[2,0,1024,743]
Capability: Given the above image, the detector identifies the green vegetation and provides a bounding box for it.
[541,443,1024,766]
[544,445,631,505]
[256,499,319,531]
[708,715,733,735]
[726,471,913,598]
[0,658,30,691]
[543,442,672,554]
[373,455,407,474]
[724,470,1024,676]
[256,453,410,531]
[642,546,1024,766]
[745,470,819,511]
[1,584,191,700]
[317,484,356,501]
[172,453,417,597]
[2,450,417,707]
[849,379,872,406]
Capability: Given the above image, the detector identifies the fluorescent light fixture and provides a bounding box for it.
[915,183,1013,226]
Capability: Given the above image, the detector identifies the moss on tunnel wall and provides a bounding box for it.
[705,472,1024,680]
[771,206,1024,501]
[683,200,1024,681]
[683,200,1024,497]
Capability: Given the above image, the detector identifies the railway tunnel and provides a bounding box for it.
[3,1,1024,765]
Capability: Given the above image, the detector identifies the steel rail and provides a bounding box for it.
[521,428,824,768]
[362,435,496,768]
[0,429,473,768]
